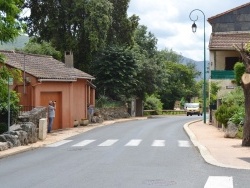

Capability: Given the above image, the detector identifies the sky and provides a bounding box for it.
[128,0,250,61]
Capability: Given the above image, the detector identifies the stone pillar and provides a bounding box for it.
[39,118,47,140]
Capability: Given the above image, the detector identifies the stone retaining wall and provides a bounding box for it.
[0,107,47,151]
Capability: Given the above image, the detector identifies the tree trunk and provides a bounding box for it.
[242,73,250,146]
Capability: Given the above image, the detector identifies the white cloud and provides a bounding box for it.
[128,0,250,61]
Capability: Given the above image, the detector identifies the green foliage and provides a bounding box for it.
[215,104,238,128]
[236,125,243,139]
[222,87,244,106]
[159,59,200,109]
[229,106,245,126]
[215,87,244,127]
[144,95,163,114]
[0,0,26,43]
[91,45,138,101]
[234,62,245,86]
[95,95,123,108]
[0,57,21,125]
[107,0,139,47]
[19,0,140,77]
[209,82,221,105]
[19,38,62,60]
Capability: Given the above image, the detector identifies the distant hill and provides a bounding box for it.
[0,35,29,50]
[181,56,209,80]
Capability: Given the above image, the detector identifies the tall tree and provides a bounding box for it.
[23,0,113,71]
[106,0,139,46]
[91,45,138,101]
[234,44,250,146]
[0,0,25,44]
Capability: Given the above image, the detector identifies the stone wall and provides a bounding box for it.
[0,107,47,151]
[94,107,130,121]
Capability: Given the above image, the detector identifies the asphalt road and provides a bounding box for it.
[0,116,250,188]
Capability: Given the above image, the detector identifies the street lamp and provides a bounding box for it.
[189,9,206,124]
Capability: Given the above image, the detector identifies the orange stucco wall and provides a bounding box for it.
[32,80,89,129]
[5,65,95,130]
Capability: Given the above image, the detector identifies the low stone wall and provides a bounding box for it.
[94,107,130,121]
[0,107,47,151]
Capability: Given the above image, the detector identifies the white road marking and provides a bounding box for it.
[151,140,165,147]
[125,139,142,146]
[204,176,233,188]
[72,140,96,147]
[98,139,118,146]
[178,140,191,147]
[46,140,72,147]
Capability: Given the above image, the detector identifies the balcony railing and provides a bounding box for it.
[210,70,235,79]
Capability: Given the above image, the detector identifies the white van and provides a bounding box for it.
[184,103,202,116]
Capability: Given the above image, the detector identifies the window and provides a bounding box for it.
[225,57,239,70]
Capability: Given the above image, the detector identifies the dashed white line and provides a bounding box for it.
[125,139,142,146]
[98,139,118,146]
[151,140,165,147]
[204,176,233,188]
[178,140,191,147]
[72,140,95,147]
[46,140,73,147]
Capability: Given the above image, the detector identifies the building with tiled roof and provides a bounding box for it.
[0,50,95,130]
[208,2,250,100]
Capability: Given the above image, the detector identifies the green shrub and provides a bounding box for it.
[95,95,123,108]
[236,125,243,139]
[234,62,245,86]
[215,104,238,128]
[229,106,245,126]
[144,95,163,115]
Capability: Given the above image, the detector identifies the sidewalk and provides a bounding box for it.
[185,120,250,170]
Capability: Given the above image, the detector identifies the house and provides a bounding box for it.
[0,50,95,130]
[208,2,250,98]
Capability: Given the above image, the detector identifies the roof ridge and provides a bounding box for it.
[208,2,250,23]
[0,50,53,59]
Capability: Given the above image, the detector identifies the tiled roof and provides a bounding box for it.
[208,2,250,23]
[0,50,94,81]
[209,32,250,50]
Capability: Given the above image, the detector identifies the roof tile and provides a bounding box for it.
[0,50,94,81]
[209,32,250,50]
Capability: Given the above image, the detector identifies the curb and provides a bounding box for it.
[183,120,250,169]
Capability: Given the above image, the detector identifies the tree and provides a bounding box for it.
[0,57,22,130]
[0,0,24,131]
[155,49,200,109]
[234,44,250,146]
[23,0,113,71]
[106,0,139,46]
[90,45,138,101]
[0,0,25,43]
[18,38,62,60]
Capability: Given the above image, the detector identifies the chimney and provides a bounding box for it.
[65,51,74,68]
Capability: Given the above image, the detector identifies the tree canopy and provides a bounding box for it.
[0,0,25,43]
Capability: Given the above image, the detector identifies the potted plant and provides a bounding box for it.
[73,120,79,127]
[80,119,89,126]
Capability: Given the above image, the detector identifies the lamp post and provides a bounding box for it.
[189,9,206,124]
